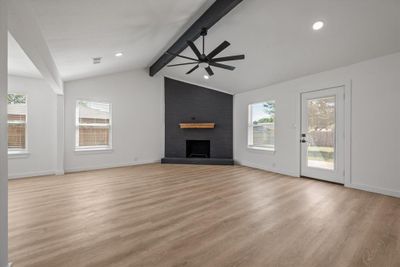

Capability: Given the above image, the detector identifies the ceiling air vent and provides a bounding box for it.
[93,57,102,64]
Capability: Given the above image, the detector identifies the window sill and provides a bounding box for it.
[247,146,275,153]
[8,151,30,159]
[75,147,113,154]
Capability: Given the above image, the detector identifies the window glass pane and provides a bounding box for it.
[8,94,27,150]
[307,96,335,170]
[79,126,110,147]
[248,101,275,149]
[252,124,274,148]
[77,101,111,147]
[78,101,110,124]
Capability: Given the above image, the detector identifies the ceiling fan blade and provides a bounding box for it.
[209,62,235,71]
[205,66,214,76]
[167,62,200,67]
[166,52,198,62]
[212,54,245,62]
[207,41,230,59]
[187,41,202,60]
[186,65,199,74]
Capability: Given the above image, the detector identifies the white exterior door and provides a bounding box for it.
[300,87,345,184]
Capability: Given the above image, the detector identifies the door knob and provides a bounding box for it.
[301,134,307,143]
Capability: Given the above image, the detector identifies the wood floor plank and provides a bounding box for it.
[8,164,400,267]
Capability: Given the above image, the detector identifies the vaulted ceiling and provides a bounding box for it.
[162,0,400,93]
[26,0,212,81]
[8,0,400,94]
[8,33,42,79]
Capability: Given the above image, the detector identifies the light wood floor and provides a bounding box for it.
[9,164,400,267]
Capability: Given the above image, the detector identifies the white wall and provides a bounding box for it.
[234,52,400,197]
[64,69,164,172]
[8,75,58,179]
[55,94,65,175]
[0,0,8,265]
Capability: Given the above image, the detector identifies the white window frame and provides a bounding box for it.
[248,100,275,151]
[75,100,113,152]
[7,93,29,157]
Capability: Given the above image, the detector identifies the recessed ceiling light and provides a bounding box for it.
[312,21,324,31]
[115,52,123,57]
[203,75,209,80]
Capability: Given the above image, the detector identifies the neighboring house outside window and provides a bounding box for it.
[248,101,275,151]
[8,94,28,154]
[75,100,112,151]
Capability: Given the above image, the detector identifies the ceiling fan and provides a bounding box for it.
[166,28,245,76]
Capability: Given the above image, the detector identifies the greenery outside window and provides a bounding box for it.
[8,94,28,154]
[248,101,275,151]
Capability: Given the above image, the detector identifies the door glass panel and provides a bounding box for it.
[307,96,335,170]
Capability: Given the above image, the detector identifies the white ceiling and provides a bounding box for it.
[8,0,400,94]
[163,0,400,93]
[27,0,212,81]
[8,33,42,79]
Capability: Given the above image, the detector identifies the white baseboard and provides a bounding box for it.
[8,160,161,179]
[236,161,399,198]
[64,159,161,173]
[8,170,56,180]
[236,160,299,177]
[55,170,65,176]
[348,183,400,198]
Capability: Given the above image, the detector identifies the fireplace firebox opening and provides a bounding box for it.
[186,140,210,158]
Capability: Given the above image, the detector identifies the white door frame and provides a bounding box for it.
[296,80,352,186]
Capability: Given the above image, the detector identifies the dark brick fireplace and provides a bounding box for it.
[161,78,233,165]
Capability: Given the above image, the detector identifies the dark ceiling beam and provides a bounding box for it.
[149,0,243,77]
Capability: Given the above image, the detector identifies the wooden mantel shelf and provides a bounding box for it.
[179,123,215,129]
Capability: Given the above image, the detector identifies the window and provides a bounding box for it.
[76,100,112,151]
[8,94,28,154]
[248,101,275,150]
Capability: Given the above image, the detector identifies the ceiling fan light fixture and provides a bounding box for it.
[203,75,210,80]
[199,62,209,68]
